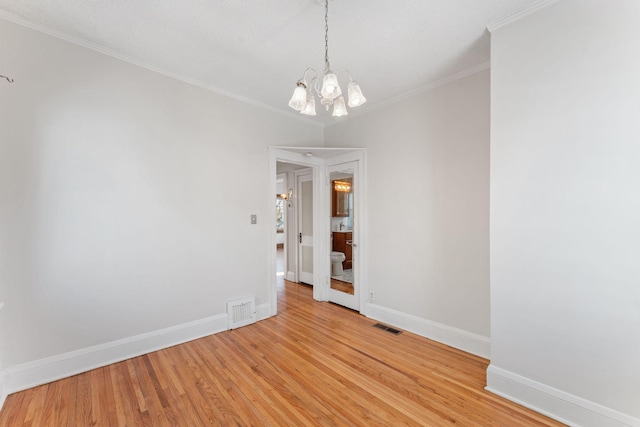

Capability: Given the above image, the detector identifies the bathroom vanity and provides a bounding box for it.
[332,231,353,270]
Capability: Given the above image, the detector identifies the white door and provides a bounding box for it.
[328,161,359,310]
[297,173,314,285]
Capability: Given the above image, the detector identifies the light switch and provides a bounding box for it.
[251,214,257,224]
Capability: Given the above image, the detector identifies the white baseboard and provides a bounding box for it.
[0,301,5,411]
[486,364,640,427]
[1,303,272,397]
[256,302,271,321]
[286,271,295,282]
[365,303,490,358]
[0,375,6,412]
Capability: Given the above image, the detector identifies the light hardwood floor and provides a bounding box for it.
[0,279,563,426]
[330,278,354,294]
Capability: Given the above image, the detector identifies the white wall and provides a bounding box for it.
[325,69,490,355]
[0,375,5,413]
[488,1,640,425]
[0,18,322,384]
[0,300,5,407]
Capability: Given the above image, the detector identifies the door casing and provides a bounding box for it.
[267,147,367,317]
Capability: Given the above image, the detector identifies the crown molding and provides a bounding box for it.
[327,61,490,128]
[487,0,561,33]
[0,11,323,128]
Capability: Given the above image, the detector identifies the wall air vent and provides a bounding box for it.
[227,297,256,329]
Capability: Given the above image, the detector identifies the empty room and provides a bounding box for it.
[0,0,638,426]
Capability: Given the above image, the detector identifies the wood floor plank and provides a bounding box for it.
[74,365,93,427]
[195,335,305,426]
[0,388,28,427]
[40,378,61,427]
[189,339,272,426]
[0,279,565,426]
[23,384,48,426]
[96,365,118,427]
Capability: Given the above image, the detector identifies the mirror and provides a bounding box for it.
[330,172,354,295]
[332,178,352,217]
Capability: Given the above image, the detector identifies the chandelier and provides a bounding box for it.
[288,0,366,117]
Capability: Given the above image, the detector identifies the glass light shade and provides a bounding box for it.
[288,86,307,111]
[347,81,367,107]
[332,96,348,117]
[300,92,316,116]
[320,72,342,99]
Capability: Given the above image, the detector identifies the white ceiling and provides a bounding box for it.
[0,0,541,126]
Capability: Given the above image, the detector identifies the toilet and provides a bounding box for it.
[330,251,346,276]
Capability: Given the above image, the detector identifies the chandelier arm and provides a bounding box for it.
[1,75,14,83]
[312,76,321,97]
[334,68,354,83]
[299,68,318,87]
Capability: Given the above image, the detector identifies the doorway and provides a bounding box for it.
[268,147,366,316]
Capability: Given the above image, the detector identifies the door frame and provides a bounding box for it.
[267,147,367,317]
[268,148,325,316]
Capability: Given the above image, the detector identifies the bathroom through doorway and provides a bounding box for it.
[268,147,367,316]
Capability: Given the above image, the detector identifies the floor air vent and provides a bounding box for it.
[373,323,403,335]
[227,297,256,329]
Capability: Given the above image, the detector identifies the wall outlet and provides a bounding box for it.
[369,291,374,301]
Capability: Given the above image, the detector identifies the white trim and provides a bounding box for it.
[486,0,561,32]
[326,152,366,313]
[486,365,640,427]
[0,301,5,411]
[0,11,322,128]
[0,10,499,130]
[0,304,271,396]
[268,148,326,308]
[268,147,366,309]
[0,375,6,412]
[327,62,490,128]
[256,302,271,322]
[365,303,490,358]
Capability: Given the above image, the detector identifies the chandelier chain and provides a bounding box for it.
[324,0,330,73]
